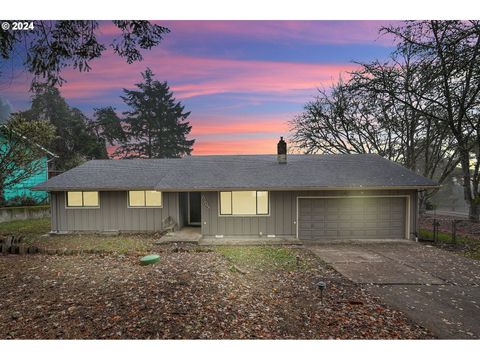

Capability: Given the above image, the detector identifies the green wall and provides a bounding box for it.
[1,134,49,204]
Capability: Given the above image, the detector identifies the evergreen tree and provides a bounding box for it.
[115,68,195,158]
[91,106,127,146]
[20,85,108,170]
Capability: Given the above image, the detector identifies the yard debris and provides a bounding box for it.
[0,246,433,339]
[0,235,39,255]
[419,214,480,259]
[232,264,248,274]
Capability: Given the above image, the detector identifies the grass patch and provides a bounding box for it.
[0,218,157,255]
[214,246,305,271]
[0,218,50,238]
[419,228,480,260]
[30,234,156,255]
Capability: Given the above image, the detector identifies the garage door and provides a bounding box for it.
[298,197,406,240]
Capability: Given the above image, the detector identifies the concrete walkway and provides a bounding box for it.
[155,227,202,244]
[199,236,302,246]
[308,242,480,339]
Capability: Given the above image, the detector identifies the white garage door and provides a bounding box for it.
[298,197,406,240]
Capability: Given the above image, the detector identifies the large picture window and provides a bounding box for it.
[128,190,162,207]
[66,191,99,207]
[219,191,269,216]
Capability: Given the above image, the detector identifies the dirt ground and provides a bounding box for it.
[0,246,432,339]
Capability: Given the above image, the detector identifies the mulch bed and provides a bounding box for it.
[0,247,433,339]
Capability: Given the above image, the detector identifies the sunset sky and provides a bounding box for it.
[1,20,398,154]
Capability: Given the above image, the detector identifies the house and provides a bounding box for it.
[0,125,57,205]
[33,138,437,241]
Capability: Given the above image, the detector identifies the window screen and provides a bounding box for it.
[145,191,162,206]
[129,190,162,207]
[219,191,269,215]
[220,191,232,215]
[83,192,99,207]
[67,192,83,207]
[256,191,269,214]
[66,191,99,207]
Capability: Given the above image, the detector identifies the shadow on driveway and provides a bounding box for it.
[307,242,480,339]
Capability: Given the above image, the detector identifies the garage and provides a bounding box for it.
[297,197,407,240]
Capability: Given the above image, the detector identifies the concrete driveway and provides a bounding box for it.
[307,242,480,339]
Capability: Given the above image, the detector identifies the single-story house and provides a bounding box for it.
[33,138,437,241]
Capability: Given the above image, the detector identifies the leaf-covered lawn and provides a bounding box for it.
[30,234,158,255]
[0,218,158,255]
[0,218,50,237]
[214,246,307,271]
[0,245,433,339]
[419,228,480,260]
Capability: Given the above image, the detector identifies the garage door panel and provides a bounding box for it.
[298,197,406,241]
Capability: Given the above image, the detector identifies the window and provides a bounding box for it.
[256,191,269,214]
[220,192,232,215]
[128,190,162,207]
[66,191,99,207]
[219,191,269,216]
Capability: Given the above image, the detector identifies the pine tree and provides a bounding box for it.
[20,85,108,170]
[116,68,195,158]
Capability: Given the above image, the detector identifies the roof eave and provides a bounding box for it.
[33,184,440,192]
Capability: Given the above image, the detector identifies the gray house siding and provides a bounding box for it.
[50,191,179,232]
[201,189,418,239]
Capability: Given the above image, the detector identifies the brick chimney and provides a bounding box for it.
[277,136,287,164]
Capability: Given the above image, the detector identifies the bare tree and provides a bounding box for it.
[290,39,462,213]
[372,21,480,221]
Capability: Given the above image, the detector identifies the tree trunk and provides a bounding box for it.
[0,180,5,206]
[459,149,479,222]
[469,202,479,222]
[418,192,428,215]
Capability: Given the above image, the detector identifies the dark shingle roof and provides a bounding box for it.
[33,154,438,191]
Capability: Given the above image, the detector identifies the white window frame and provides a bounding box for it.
[65,191,100,209]
[218,191,270,217]
[127,190,163,208]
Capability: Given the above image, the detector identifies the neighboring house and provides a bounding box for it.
[0,126,57,204]
[33,138,437,241]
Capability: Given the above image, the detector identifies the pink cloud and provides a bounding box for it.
[3,48,358,104]
[159,20,399,46]
[193,137,281,155]
[190,115,291,137]
[92,20,398,47]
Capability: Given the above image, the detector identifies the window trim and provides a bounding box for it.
[218,191,270,217]
[127,190,163,208]
[65,191,100,209]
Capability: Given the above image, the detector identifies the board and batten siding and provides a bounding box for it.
[50,191,179,232]
[201,190,418,239]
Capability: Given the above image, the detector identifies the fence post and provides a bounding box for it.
[451,220,456,244]
[433,219,439,243]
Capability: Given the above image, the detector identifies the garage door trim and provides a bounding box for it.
[296,195,411,240]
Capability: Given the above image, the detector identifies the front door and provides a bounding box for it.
[188,192,202,225]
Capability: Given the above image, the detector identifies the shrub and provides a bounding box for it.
[425,200,437,211]
[5,195,38,207]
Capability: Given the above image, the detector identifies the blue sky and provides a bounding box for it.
[0,20,397,153]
